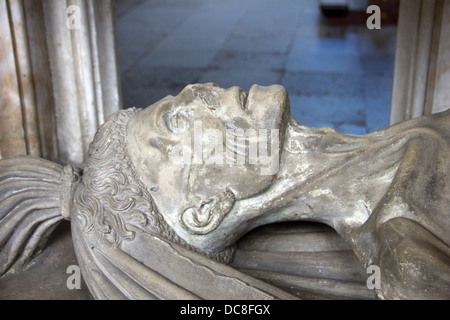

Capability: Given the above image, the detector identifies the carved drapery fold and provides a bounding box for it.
[0,0,121,166]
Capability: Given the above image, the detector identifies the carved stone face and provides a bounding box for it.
[126,83,290,236]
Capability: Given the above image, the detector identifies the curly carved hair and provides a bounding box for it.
[73,108,234,264]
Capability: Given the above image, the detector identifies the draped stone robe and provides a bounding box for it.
[1,108,449,299]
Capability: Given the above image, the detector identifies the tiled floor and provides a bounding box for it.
[115,0,397,134]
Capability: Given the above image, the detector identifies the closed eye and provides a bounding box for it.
[165,110,191,134]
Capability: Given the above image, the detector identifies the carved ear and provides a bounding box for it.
[180,188,235,235]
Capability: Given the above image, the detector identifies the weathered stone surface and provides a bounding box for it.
[0,83,449,300]
[0,0,121,165]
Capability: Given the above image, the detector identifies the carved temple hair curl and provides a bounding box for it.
[73,108,235,264]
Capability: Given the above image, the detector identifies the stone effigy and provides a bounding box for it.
[0,83,449,299]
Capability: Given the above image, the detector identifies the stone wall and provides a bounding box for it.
[0,0,121,166]
[390,0,450,124]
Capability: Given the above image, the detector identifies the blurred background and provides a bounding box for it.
[115,0,399,134]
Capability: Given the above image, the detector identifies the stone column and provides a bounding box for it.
[0,0,121,166]
[390,0,450,125]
